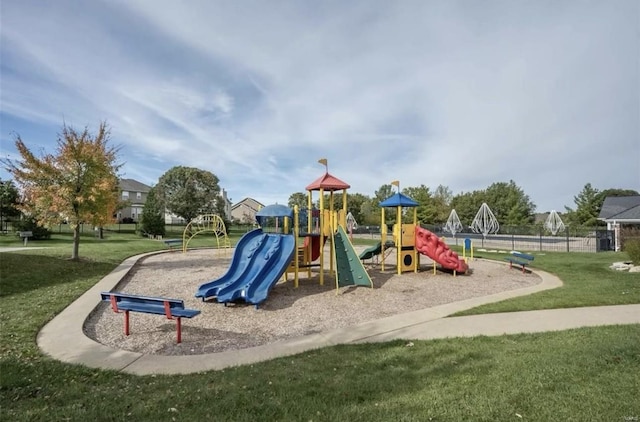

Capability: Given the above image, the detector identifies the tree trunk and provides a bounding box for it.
[72,224,80,261]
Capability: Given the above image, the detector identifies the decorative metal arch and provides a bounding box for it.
[444,209,463,237]
[471,203,500,238]
[544,210,566,235]
[182,214,230,253]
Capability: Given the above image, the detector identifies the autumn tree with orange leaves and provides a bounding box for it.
[2,122,122,261]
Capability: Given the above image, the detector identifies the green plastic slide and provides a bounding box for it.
[358,242,382,260]
[333,226,373,288]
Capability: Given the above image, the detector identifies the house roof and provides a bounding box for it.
[119,178,152,193]
[612,205,640,220]
[305,172,350,191]
[231,197,264,212]
[598,196,640,221]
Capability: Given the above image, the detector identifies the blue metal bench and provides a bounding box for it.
[100,292,200,343]
[504,251,535,273]
[163,239,183,250]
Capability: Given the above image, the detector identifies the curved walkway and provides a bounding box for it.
[36,251,640,375]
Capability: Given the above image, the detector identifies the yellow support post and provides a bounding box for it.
[294,206,299,288]
[381,207,386,272]
[307,191,312,234]
[329,191,334,274]
[307,191,313,278]
[413,208,418,273]
[396,205,402,275]
[319,188,324,286]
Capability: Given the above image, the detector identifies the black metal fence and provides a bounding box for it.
[1,221,255,238]
[443,226,615,253]
[0,222,187,236]
[1,220,617,253]
[352,224,615,253]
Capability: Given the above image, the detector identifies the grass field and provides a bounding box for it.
[454,250,640,315]
[1,233,639,421]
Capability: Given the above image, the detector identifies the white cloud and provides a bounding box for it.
[1,0,638,211]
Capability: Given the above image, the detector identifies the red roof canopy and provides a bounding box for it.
[305,172,350,191]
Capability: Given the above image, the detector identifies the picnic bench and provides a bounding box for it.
[163,238,183,250]
[100,292,200,343]
[18,231,33,246]
[504,251,534,273]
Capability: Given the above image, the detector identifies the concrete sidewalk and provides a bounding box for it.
[1,247,51,252]
[36,251,640,375]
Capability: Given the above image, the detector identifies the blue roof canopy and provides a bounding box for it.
[379,192,419,208]
[256,204,294,226]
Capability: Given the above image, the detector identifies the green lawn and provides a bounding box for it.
[1,233,639,421]
[454,250,640,315]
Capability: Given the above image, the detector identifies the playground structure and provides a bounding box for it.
[194,163,470,307]
[195,160,372,307]
[360,181,469,275]
[181,214,231,254]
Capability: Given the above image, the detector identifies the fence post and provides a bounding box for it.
[539,227,542,251]
[512,233,515,251]
[566,229,570,252]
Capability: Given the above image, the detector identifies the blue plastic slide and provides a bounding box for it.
[195,229,296,307]
[195,229,266,300]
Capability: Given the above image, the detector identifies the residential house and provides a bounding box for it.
[219,188,232,221]
[118,178,233,224]
[231,197,264,225]
[118,179,152,223]
[598,195,640,251]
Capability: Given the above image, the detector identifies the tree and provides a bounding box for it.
[357,199,376,226]
[374,184,395,226]
[565,185,639,227]
[564,183,601,227]
[432,185,453,224]
[347,193,370,225]
[451,190,486,227]
[155,166,221,223]
[288,192,308,209]
[402,185,435,223]
[484,180,535,226]
[0,179,21,230]
[214,196,231,229]
[2,122,121,260]
[140,187,165,237]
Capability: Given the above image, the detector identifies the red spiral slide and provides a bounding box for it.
[415,226,469,273]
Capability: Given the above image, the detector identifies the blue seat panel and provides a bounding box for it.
[504,257,530,266]
[511,252,534,261]
[100,292,199,318]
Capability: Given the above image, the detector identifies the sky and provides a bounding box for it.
[1,0,638,213]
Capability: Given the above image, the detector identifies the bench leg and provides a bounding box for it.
[176,318,182,344]
[124,310,130,336]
